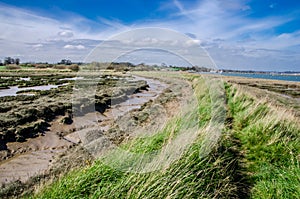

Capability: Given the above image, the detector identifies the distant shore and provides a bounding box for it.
[220,72,300,82]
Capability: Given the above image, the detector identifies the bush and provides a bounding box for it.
[68,64,79,71]
[5,65,21,70]
[35,64,48,69]
[20,63,35,68]
[53,65,67,70]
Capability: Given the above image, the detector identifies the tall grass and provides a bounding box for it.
[27,75,300,199]
[225,83,300,198]
[29,76,232,198]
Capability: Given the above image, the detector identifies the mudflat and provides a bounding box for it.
[0,70,165,186]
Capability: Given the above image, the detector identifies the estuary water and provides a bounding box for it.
[221,72,300,82]
[0,84,68,97]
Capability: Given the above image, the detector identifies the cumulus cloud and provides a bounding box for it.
[58,31,74,38]
[64,44,86,50]
[185,39,201,47]
[0,4,107,62]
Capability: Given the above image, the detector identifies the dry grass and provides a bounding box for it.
[4,72,299,198]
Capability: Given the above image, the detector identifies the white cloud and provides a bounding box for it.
[0,1,299,70]
[0,6,62,43]
[148,0,300,70]
[0,4,114,62]
[64,44,86,50]
[167,0,291,41]
[58,31,74,38]
[185,39,201,47]
[32,44,43,48]
[31,43,43,51]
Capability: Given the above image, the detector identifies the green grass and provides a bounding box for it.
[225,83,300,198]
[29,76,231,198]
[25,74,300,199]
[120,116,183,154]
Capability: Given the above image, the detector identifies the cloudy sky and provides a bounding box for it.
[0,0,299,71]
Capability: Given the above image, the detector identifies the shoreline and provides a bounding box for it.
[0,75,167,186]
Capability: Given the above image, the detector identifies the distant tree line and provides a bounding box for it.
[0,57,81,71]
[0,57,20,65]
[0,58,77,66]
[0,58,218,73]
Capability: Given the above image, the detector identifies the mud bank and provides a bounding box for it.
[0,75,166,186]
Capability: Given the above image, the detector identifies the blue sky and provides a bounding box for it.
[0,0,300,71]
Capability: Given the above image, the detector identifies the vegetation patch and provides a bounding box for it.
[29,75,240,198]
[1,72,299,198]
[225,82,300,198]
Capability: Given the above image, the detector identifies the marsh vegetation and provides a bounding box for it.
[0,67,299,198]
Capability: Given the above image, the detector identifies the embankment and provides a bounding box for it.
[2,72,300,198]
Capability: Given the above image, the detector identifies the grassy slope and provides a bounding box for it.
[225,83,300,198]
[28,74,299,198]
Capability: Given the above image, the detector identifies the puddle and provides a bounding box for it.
[59,77,84,81]
[0,84,68,97]
[16,77,31,81]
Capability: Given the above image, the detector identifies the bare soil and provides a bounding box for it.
[0,73,192,195]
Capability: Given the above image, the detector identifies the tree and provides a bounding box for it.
[4,57,13,65]
[161,63,167,68]
[66,60,72,65]
[60,59,72,65]
[60,59,67,64]
[15,58,20,65]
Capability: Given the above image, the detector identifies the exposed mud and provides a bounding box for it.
[64,76,168,157]
[0,75,167,186]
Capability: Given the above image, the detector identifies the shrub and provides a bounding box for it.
[68,64,79,71]
[53,65,67,70]
[5,65,21,70]
[35,64,48,69]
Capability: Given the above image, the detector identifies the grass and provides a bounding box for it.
[29,75,231,198]
[20,74,300,198]
[225,83,300,198]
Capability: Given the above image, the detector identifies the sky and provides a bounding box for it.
[0,0,300,71]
